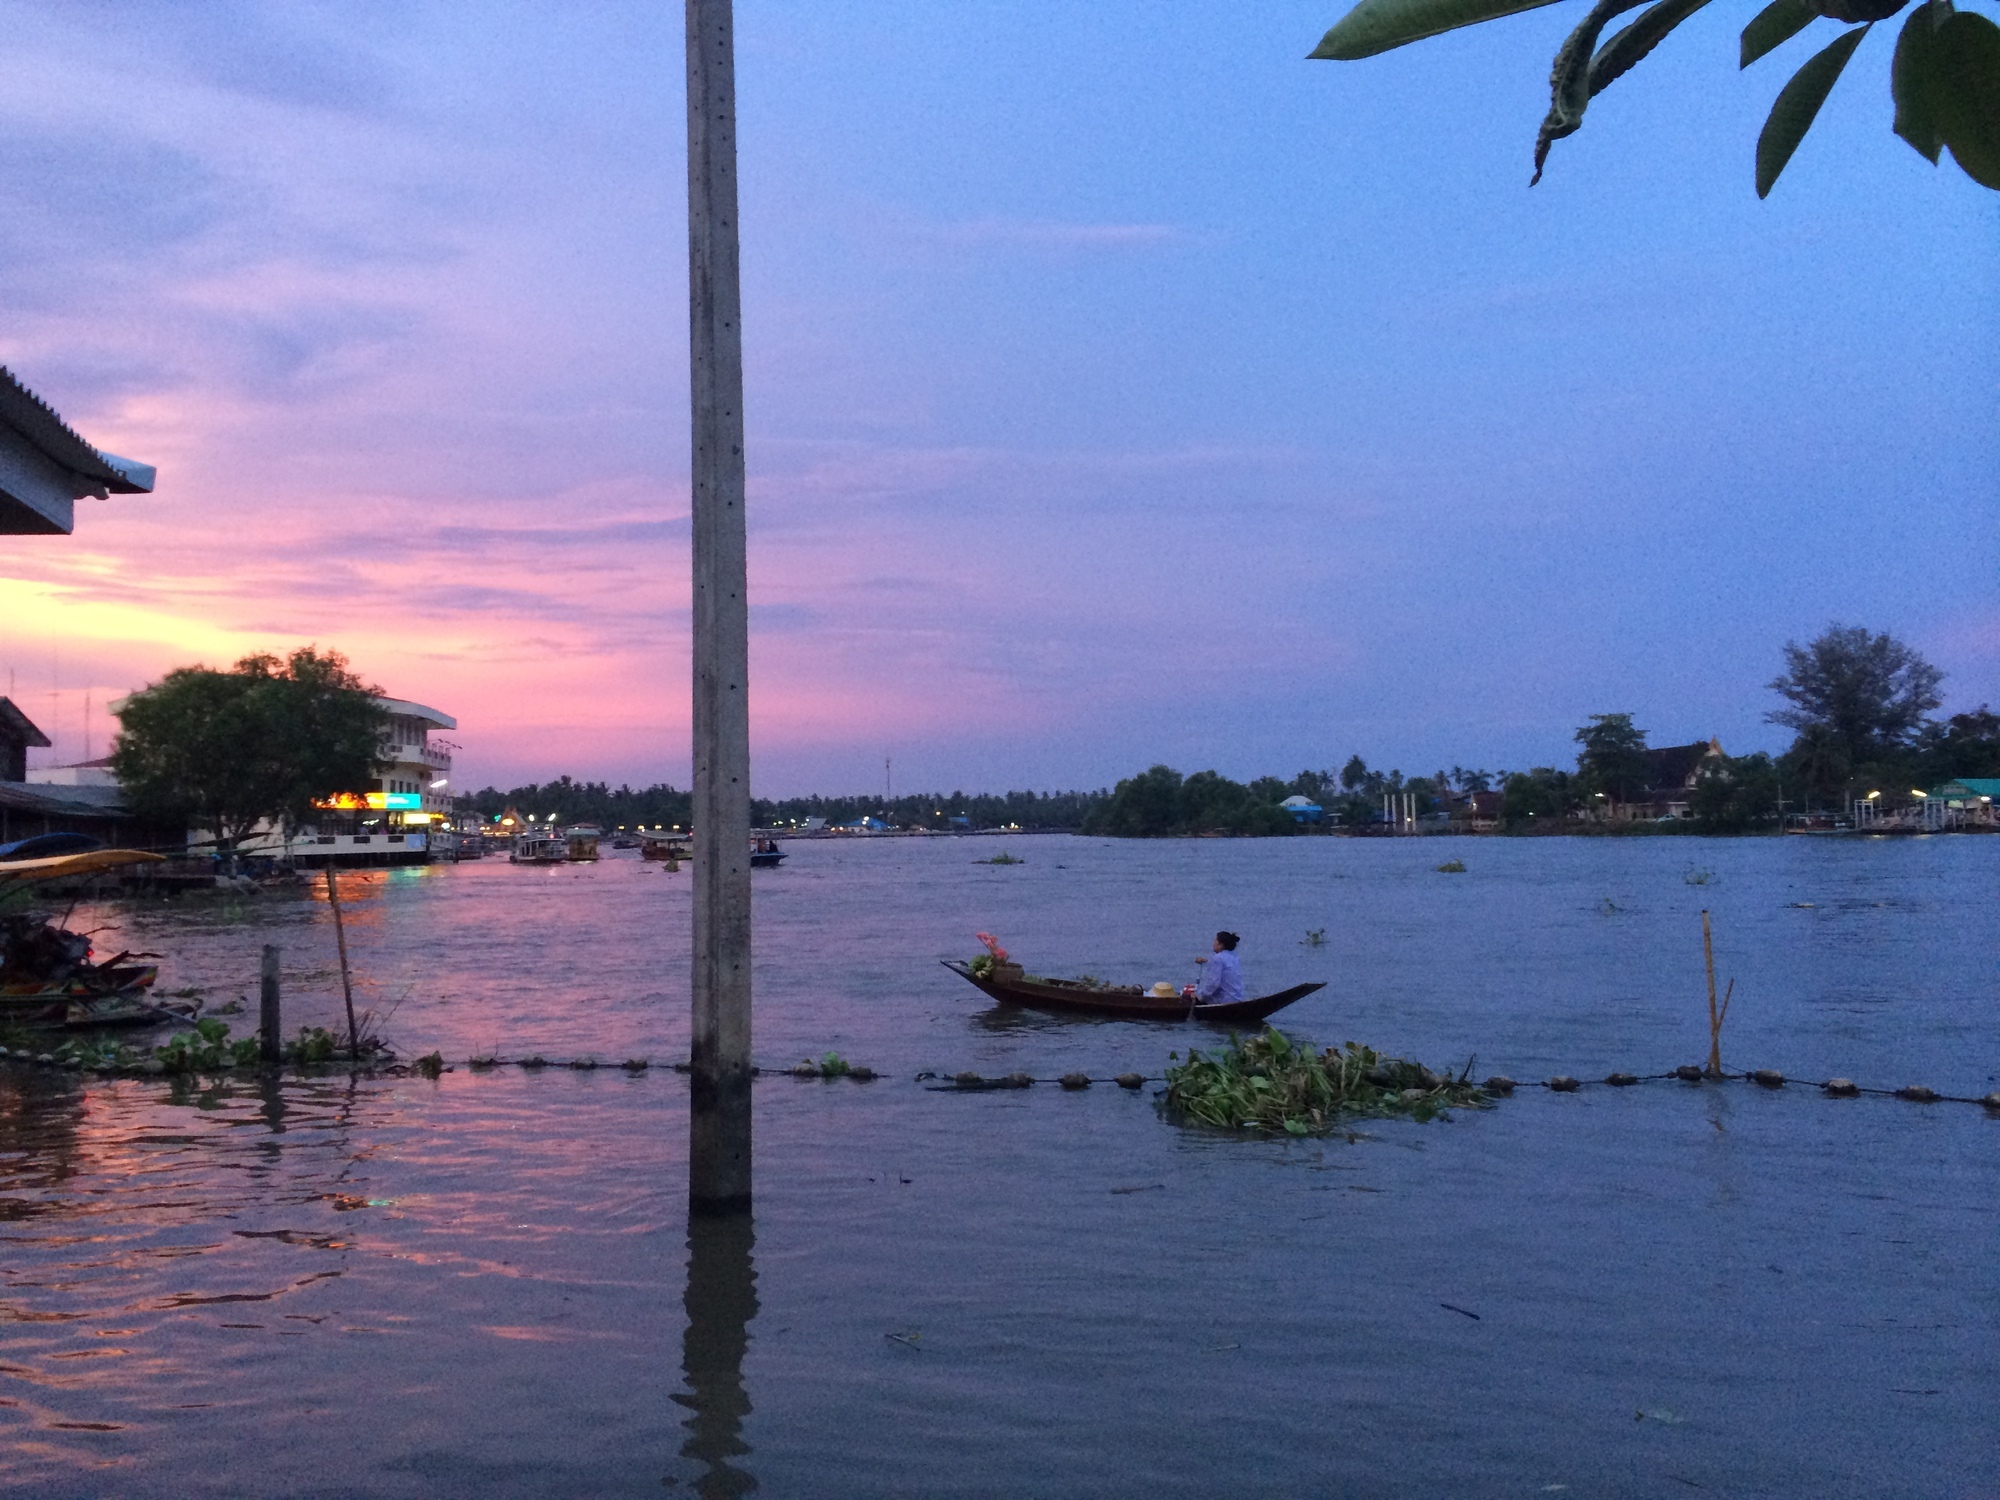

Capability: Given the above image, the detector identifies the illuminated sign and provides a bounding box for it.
[313,791,423,811]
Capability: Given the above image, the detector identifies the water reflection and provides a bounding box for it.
[0,1072,85,1221]
[675,1209,758,1497]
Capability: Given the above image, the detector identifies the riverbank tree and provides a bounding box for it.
[1767,624,1961,805]
[112,648,388,857]
[1082,765,1297,837]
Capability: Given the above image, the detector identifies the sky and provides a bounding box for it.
[1,0,1994,796]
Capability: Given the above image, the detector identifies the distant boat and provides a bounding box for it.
[942,960,1321,1025]
[564,831,600,862]
[751,837,786,869]
[641,833,691,862]
[510,834,567,865]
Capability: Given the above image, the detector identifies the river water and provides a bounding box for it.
[2,835,1995,1496]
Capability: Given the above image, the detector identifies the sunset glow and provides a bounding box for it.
[2,3,1993,793]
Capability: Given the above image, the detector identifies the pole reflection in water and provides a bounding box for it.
[674,1209,758,1497]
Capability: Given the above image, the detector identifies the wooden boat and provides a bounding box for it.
[0,964,180,1028]
[641,833,691,862]
[942,960,1323,1025]
[750,838,786,869]
[0,851,178,1028]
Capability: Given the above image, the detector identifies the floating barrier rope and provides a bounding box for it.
[1,1044,1995,1109]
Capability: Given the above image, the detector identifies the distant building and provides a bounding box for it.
[0,700,177,849]
[1628,738,1726,820]
[257,696,458,864]
[0,698,52,782]
[0,367,154,535]
[1923,778,1999,830]
[1441,788,1503,829]
[1279,795,1323,825]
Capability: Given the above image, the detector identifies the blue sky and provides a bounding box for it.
[1,0,1993,793]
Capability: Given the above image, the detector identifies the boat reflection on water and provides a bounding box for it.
[676,1209,758,1498]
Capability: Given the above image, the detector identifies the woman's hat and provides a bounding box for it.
[1149,981,1178,998]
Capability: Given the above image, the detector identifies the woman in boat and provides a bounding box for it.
[1192,930,1244,1006]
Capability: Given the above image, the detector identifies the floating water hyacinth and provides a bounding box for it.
[1163,1028,1488,1135]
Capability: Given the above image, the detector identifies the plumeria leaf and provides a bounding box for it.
[1755,23,1870,196]
[1312,0,1565,59]
[1534,0,1654,182]
[1893,0,1954,162]
[1933,10,2000,187]
[1742,0,1819,66]
[1591,0,1715,96]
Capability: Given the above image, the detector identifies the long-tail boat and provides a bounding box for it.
[942,959,1323,1025]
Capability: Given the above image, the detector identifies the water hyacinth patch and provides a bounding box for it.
[1163,1028,1488,1134]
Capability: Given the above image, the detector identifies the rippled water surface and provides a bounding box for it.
[3,836,1995,1496]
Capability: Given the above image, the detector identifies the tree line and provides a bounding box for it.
[103,624,1993,848]
[1084,624,1997,836]
[460,780,1106,832]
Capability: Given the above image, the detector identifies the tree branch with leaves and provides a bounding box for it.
[1313,0,1999,194]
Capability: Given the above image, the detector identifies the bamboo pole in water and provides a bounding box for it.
[686,0,754,1213]
[1702,909,1720,1077]
[326,865,359,1057]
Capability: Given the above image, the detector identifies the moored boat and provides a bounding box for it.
[510,834,567,865]
[641,833,691,862]
[942,959,1323,1024]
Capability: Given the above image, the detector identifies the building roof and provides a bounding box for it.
[1641,738,1723,792]
[0,367,154,491]
[0,780,127,818]
[1938,777,2000,798]
[376,697,457,731]
[1,366,155,535]
[0,698,52,749]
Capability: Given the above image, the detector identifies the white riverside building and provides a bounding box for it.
[241,697,459,865]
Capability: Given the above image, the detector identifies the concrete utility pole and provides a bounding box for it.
[686,0,754,1214]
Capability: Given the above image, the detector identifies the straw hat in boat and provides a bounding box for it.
[1149,981,1178,998]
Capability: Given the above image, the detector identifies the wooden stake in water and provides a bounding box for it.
[687,0,754,1213]
[1702,909,1720,1077]
[326,865,359,1058]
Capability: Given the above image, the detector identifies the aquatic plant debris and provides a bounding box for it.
[1163,1028,1487,1134]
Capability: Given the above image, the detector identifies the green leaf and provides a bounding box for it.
[1893,0,1954,162]
[1534,0,1653,183]
[1590,0,1714,97]
[1934,10,2000,188]
[1742,0,1818,66]
[1755,24,1870,197]
[1312,0,1566,59]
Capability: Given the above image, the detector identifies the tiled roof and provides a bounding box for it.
[0,366,154,493]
